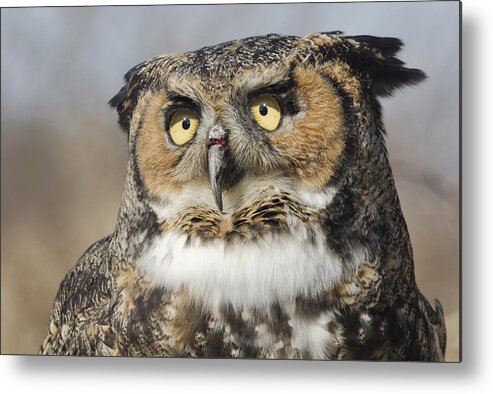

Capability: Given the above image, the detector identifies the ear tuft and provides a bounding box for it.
[108,62,148,134]
[316,33,427,97]
[346,35,426,97]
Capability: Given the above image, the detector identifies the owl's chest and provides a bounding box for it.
[158,295,346,359]
[137,213,364,309]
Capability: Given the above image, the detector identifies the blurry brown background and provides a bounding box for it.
[0,3,460,361]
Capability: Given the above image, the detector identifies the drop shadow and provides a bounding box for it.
[4,1,474,382]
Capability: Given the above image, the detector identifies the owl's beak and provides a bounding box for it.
[207,125,227,212]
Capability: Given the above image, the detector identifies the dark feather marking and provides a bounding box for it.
[322,75,358,185]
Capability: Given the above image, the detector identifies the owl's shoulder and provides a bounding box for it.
[40,235,119,355]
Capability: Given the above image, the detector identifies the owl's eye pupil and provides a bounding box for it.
[182,117,191,130]
[259,104,268,116]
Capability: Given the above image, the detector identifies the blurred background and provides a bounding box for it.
[1,2,460,361]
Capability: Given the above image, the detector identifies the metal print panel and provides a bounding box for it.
[0,1,460,361]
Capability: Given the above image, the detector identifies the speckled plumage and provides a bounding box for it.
[40,32,446,360]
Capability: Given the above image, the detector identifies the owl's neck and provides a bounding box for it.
[110,153,158,263]
[135,177,368,310]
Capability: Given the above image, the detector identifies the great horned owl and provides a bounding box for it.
[40,32,446,360]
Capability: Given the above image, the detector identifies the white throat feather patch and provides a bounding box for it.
[138,210,366,310]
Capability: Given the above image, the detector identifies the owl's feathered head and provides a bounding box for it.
[109,32,424,219]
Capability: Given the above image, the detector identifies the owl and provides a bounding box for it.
[40,32,446,360]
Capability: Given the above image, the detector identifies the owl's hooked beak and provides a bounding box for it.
[207,125,227,212]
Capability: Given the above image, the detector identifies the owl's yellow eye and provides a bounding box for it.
[168,109,199,145]
[250,95,281,131]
